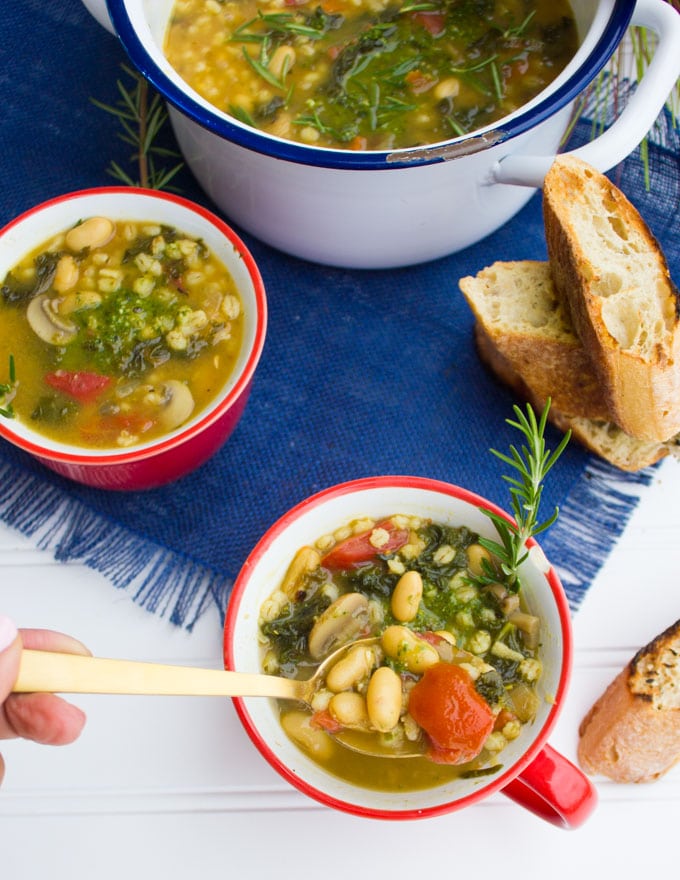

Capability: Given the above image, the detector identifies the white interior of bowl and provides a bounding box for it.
[228,481,569,815]
[121,0,617,155]
[0,189,262,458]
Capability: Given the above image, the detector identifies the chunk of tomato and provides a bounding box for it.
[79,412,156,444]
[310,709,343,734]
[44,370,112,403]
[411,11,446,37]
[408,663,495,765]
[321,519,410,570]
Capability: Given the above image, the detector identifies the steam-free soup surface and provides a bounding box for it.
[165,0,577,151]
[258,514,544,792]
[0,218,243,449]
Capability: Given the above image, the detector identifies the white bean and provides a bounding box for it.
[329,691,369,727]
[65,216,115,251]
[381,625,439,674]
[279,546,321,598]
[268,45,296,79]
[325,644,375,693]
[366,666,402,732]
[53,255,79,292]
[390,570,422,622]
[467,543,493,577]
[281,710,334,761]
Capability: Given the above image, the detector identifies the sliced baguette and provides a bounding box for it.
[473,320,673,472]
[459,261,609,421]
[577,619,680,783]
[543,155,680,442]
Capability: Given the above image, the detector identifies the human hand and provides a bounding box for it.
[0,615,89,786]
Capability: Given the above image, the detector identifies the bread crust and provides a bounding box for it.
[577,620,680,783]
[474,322,670,472]
[543,156,680,442]
[460,261,610,421]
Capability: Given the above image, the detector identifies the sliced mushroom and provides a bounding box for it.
[307,592,370,660]
[509,611,540,650]
[158,379,194,431]
[26,294,77,345]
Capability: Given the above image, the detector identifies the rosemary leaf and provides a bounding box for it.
[91,64,185,191]
[503,11,536,39]
[472,400,570,594]
[242,47,287,90]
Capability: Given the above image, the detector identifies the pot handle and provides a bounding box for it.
[80,0,116,35]
[501,743,598,829]
[494,0,680,188]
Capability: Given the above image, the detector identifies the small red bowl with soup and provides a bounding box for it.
[80,0,680,267]
[224,476,597,828]
[0,188,267,490]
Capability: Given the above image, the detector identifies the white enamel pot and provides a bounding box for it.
[82,0,680,268]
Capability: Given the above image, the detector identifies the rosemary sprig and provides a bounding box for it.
[503,11,536,39]
[232,9,341,43]
[91,64,184,191]
[472,401,570,594]
[0,355,17,419]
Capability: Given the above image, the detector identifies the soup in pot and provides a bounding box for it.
[258,513,544,791]
[165,0,578,151]
[0,217,244,449]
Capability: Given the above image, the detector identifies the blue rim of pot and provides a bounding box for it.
[107,0,635,171]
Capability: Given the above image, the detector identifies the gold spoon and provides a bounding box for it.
[13,638,426,759]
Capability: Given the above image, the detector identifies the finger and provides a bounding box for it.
[19,628,91,657]
[0,616,22,751]
[0,621,89,744]
[0,616,21,703]
[2,693,86,745]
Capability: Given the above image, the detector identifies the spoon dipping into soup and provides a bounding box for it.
[259,514,543,786]
[13,510,544,785]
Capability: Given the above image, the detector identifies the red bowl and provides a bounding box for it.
[0,188,267,490]
[224,476,597,827]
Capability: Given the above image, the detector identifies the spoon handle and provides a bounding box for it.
[14,650,299,699]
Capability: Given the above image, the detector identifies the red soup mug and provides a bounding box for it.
[0,188,266,490]
[224,476,597,828]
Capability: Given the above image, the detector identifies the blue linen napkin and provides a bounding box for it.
[0,0,677,628]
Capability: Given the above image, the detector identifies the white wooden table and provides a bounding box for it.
[1,459,679,878]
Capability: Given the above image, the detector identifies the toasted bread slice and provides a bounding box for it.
[473,321,672,472]
[543,156,680,442]
[459,260,609,421]
[577,620,680,783]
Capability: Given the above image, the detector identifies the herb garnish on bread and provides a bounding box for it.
[543,156,680,443]
[577,619,680,783]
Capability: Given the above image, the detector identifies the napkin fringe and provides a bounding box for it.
[0,456,652,627]
[542,457,654,611]
[0,461,231,630]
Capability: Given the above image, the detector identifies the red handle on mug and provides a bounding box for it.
[502,744,597,828]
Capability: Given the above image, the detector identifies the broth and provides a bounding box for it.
[164,0,577,151]
[0,218,243,449]
[258,514,543,791]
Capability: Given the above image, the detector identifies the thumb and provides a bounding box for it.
[0,615,21,787]
[0,615,21,702]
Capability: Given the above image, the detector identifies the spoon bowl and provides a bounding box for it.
[13,638,424,758]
